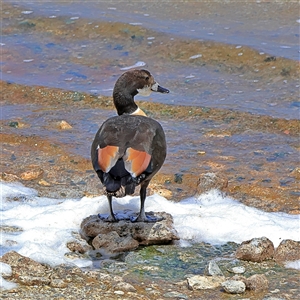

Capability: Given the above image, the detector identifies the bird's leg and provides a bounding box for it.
[131,181,162,222]
[98,195,118,222]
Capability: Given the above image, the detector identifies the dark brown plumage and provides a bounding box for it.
[91,69,169,222]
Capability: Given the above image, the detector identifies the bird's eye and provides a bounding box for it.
[145,76,149,81]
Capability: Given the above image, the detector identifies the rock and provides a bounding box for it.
[66,240,92,254]
[163,291,188,299]
[80,211,179,254]
[262,297,286,300]
[38,179,51,186]
[174,173,183,183]
[20,167,44,181]
[49,278,68,288]
[1,172,20,182]
[274,239,300,263]
[221,280,246,294]
[231,266,246,274]
[245,274,269,291]
[92,231,139,253]
[187,275,225,290]
[204,260,224,276]
[0,251,51,286]
[59,120,72,130]
[196,172,228,195]
[114,290,125,295]
[113,281,136,292]
[235,237,275,262]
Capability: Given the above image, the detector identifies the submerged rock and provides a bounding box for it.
[235,237,275,262]
[274,239,300,263]
[204,260,224,277]
[80,211,179,254]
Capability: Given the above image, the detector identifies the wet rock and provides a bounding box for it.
[196,172,228,195]
[49,278,68,288]
[0,251,51,286]
[1,172,20,182]
[8,121,19,128]
[245,274,269,291]
[38,179,51,186]
[113,281,136,292]
[92,231,139,253]
[204,260,224,276]
[163,291,188,299]
[174,173,183,183]
[221,279,246,294]
[66,240,93,254]
[235,237,275,262]
[262,297,285,300]
[59,120,72,130]
[81,211,179,254]
[20,166,44,181]
[274,239,300,263]
[187,275,225,290]
[230,266,246,274]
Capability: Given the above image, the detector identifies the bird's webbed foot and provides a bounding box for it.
[98,213,119,222]
[130,213,163,223]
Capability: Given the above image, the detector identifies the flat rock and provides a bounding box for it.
[274,239,300,263]
[235,237,275,262]
[80,211,179,254]
[187,275,225,290]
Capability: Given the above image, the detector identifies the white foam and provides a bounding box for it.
[285,260,300,269]
[1,182,299,289]
[0,262,18,290]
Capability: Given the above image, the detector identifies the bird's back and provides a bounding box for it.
[91,115,166,196]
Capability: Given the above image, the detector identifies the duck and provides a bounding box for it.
[91,69,169,222]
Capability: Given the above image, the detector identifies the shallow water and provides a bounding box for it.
[2,0,299,118]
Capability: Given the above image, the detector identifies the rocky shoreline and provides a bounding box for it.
[1,237,299,299]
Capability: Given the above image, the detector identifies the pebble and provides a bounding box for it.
[59,120,73,130]
[187,275,225,290]
[114,290,124,295]
[163,291,188,299]
[231,266,246,274]
[197,150,206,155]
[189,54,202,59]
[38,179,51,186]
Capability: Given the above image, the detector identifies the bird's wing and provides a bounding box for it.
[97,145,120,173]
[124,147,152,178]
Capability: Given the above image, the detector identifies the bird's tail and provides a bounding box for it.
[103,173,136,197]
